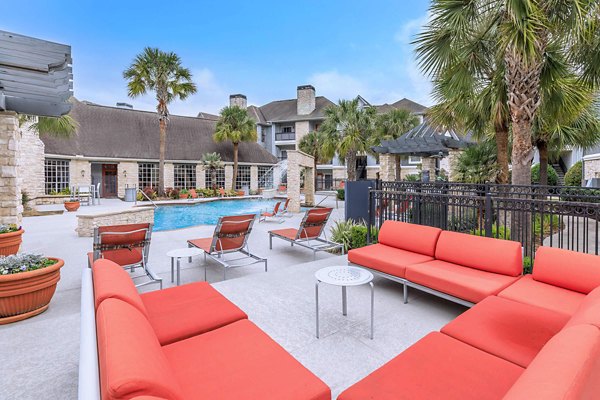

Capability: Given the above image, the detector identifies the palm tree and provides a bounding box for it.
[375,109,420,181]
[298,130,334,189]
[213,106,257,190]
[20,114,79,138]
[455,140,500,184]
[320,99,377,181]
[201,152,224,190]
[123,47,197,196]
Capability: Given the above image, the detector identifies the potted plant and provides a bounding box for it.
[0,224,24,256]
[64,192,80,212]
[0,253,64,324]
[179,189,190,199]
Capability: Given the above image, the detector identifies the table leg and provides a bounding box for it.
[342,285,347,316]
[315,281,320,338]
[170,258,174,283]
[370,282,374,340]
[177,258,181,286]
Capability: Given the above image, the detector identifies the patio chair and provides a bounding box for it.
[187,214,267,280]
[189,189,199,200]
[87,222,162,288]
[280,198,293,218]
[76,185,93,206]
[259,201,283,223]
[94,182,101,205]
[268,207,344,260]
[218,187,226,197]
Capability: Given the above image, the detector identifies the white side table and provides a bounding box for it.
[315,266,374,339]
[167,248,204,286]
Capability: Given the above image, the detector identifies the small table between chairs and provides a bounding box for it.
[315,265,374,339]
[167,247,204,286]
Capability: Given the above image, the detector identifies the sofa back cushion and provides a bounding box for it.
[378,221,441,257]
[92,259,148,318]
[435,231,522,276]
[533,247,600,294]
[502,324,600,400]
[96,299,183,400]
[566,286,600,329]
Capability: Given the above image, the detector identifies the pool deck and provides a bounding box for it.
[0,195,464,399]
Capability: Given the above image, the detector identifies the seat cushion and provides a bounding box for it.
[533,246,600,294]
[96,299,183,400]
[565,286,600,329]
[498,275,586,317]
[92,259,148,317]
[503,324,600,400]
[435,231,522,276]
[442,296,568,367]
[377,221,441,257]
[348,243,433,278]
[140,281,247,345]
[269,228,299,240]
[405,260,519,303]
[163,319,330,400]
[338,331,523,400]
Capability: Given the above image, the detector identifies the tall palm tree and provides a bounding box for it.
[213,106,257,190]
[201,152,224,190]
[123,47,197,196]
[298,130,334,188]
[320,99,377,181]
[20,114,79,138]
[375,109,420,181]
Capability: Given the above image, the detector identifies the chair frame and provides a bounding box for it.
[188,215,267,280]
[259,201,284,223]
[279,198,293,218]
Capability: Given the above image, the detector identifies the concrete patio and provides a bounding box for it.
[0,195,465,399]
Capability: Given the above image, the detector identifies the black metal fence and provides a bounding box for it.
[316,177,345,191]
[367,181,600,265]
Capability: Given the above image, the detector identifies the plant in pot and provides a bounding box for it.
[179,189,190,199]
[64,192,80,212]
[0,224,25,256]
[0,253,64,324]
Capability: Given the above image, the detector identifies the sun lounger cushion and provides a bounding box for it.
[163,319,331,400]
[348,243,433,278]
[498,275,586,317]
[140,282,247,345]
[92,259,148,317]
[337,331,523,400]
[269,228,300,240]
[377,221,441,257]
[565,286,600,329]
[502,324,600,400]
[96,299,184,400]
[405,260,520,303]
[434,231,522,276]
[441,296,568,367]
[532,246,600,294]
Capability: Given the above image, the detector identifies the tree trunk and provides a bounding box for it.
[158,118,167,196]
[232,142,239,190]
[346,151,357,181]
[495,125,510,184]
[395,155,402,181]
[510,120,534,185]
[537,140,549,186]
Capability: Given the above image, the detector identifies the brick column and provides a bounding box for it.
[224,165,233,190]
[250,165,259,193]
[379,154,396,181]
[0,112,22,226]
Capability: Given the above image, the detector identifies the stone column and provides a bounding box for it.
[421,157,436,181]
[117,161,138,198]
[70,158,92,187]
[379,154,396,181]
[294,120,310,148]
[447,149,462,182]
[0,112,22,226]
[224,164,233,190]
[164,162,175,189]
[304,166,315,206]
[250,165,259,193]
[18,124,45,200]
[287,154,301,213]
[196,164,205,189]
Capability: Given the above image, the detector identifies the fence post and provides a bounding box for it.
[367,187,373,245]
[485,192,493,237]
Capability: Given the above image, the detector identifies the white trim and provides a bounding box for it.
[43,154,276,166]
[583,153,600,161]
[408,155,422,164]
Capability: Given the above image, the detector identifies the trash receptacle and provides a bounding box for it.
[124,186,136,202]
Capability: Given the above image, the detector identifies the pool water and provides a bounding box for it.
[153,199,284,231]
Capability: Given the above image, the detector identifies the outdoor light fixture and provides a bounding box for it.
[123,170,127,178]
[81,170,85,177]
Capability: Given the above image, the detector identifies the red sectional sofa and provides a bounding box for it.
[80,259,330,400]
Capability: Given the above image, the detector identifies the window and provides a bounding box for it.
[282,126,293,133]
[174,164,196,189]
[409,156,422,164]
[258,166,273,188]
[204,167,225,189]
[236,165,251,190]
[138,163,158,190]
[45,159,70,194]
[279,150,288,161]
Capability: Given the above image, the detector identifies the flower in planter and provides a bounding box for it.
[0,224,20,234]
[0,253,57,275]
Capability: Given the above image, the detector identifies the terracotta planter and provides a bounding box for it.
[179,194,189,199]
[0,229,24,256]
[64,201,80,212]
[0,258,63,324]
[237,190,245,196]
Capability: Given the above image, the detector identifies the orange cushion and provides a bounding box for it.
[533,246,600,294]
[435,231,522,276]
[187,238,212,252]
[503,324,600,400]
[498,275,586,317]
[348,243,433,278]
[338,331,523,400]
[96,299,183,400]
[140,282,247,345]
[565,286,600,329]
[405,260,519,303]
[163,319,330,400]
[92,259,148,317]
[441,296,568,367]
[269,228,299,240]
[377,221,441,256]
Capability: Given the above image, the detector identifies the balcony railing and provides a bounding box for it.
[275,132,296,141]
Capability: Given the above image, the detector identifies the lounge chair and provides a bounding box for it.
[189,188,199,200]
[187,214,267,280]
[87,222,162,288]
[218,187,226,197]
[280,198,293,217]
[259,201,283,223]
[268,207,344,260]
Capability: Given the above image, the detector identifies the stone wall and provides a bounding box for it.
[421,157,436,179]
[76,207,154,237]
[584,158,600,181]
[379,154,396,181]
[287,150,315,212]
[250,166,258,192]
[18,124,45,199]
[0,112,22,226]
[70,158,91,188]
[296,85,316,115]
[164,162,174,188]
[332,168,347,181]
[118,161,138,198]
[196,164,206,189]
[295,120,310,147]
[366,166,379,180]
[224,165,233,190]
[447,150,462,182]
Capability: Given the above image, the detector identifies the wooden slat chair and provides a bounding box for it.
[87,223,162,288]
[187,214,267,280]
[259,201,283,223]
[268,208,344,260]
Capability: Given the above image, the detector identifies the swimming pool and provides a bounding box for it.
[153,198,284,231]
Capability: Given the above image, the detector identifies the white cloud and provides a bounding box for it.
[394,13,430,45]
[307,70,371,102]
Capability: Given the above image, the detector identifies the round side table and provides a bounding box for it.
[167,247,204,286]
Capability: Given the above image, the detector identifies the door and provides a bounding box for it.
[102,164,118,197]
[356,156,368,180]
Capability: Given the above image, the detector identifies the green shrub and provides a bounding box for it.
[523,256,532,274]
[349,225,379,249]
[531,163,558,186]
[336,189,345,200]
[470,225,511,239]
[330,220,356,253]
[404,173,421,182]
[564,160,583,187]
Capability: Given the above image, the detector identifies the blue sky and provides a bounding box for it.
[4,0,432,116]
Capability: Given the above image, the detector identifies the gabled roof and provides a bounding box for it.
[41,99,278,164]
[196,111,219,120]
[256,96,335,123]
[374,98,428,115]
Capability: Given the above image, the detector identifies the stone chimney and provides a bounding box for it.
[229,94,247,109]
[297,85,316,115]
